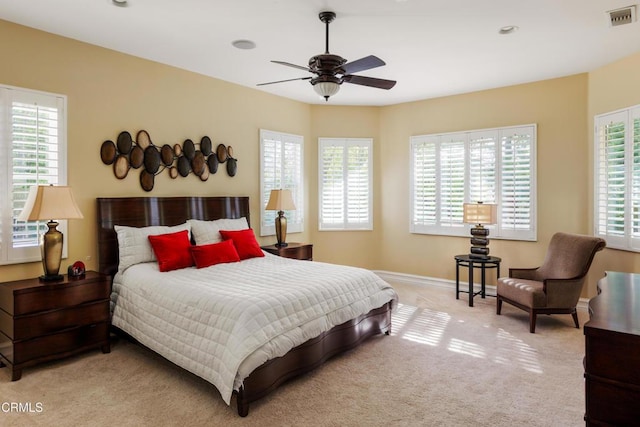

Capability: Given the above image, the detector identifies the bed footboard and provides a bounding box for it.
[235,301,392,417]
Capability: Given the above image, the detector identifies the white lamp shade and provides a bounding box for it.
[313,81,340,98]
[18,185,84,221]
[265,189,296,211]
[463,202,497,225]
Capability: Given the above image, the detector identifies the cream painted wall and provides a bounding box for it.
[309,106,381,269]
[586,51,640,295]
[377,75,592,289]
[0,20,311,282]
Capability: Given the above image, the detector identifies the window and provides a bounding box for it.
[318,138,373,230]
[410,124,536,240]
[594,105,640,251]
[0,85,67,265]
[259,129,304,237]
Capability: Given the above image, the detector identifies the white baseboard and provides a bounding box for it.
[373,270,589,312]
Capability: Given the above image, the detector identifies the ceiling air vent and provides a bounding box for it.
[607,5,636,27]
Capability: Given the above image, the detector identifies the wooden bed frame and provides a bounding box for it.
[96,196,392,416]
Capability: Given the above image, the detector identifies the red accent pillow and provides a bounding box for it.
[190,239,241,268]
[219,228,265,260]
[148,230,194,272]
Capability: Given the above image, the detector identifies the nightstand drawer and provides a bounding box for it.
[261,243,313,260]
[11,278,110,316]
[7,322,110,365]
[7,300,110,340]
[287,244,312,260]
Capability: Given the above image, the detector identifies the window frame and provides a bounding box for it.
[259,129,304,237]
[0,84,68,265]
[409,124,537,241]
[318,137,373,231]
[593,104,640,252]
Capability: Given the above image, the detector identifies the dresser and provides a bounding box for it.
[584,271,640,425]
[0,271,111,381]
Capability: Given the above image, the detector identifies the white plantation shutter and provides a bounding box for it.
[347,144,370,224]
[319,138,372,230]
[594,106,640,250]
[410,124,536,240]
[410,134,467,236]
[410,136,437,232]
[320,143,344,225]
[0,85,67,265]
[259,129,303,236]
[439,137,465,227]
[633,112,640,244]
[499,127,536,240]
[468,131,496,203]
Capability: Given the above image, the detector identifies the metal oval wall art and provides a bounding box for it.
[100,129,238,191]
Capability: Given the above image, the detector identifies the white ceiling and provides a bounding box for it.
[2,0,640,106]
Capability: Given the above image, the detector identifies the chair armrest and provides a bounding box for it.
[543,277,584,308]
[509,267,540,280]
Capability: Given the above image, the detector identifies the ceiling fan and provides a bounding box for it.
[257,11,397,101]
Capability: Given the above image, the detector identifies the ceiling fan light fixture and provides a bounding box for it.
[313,81,340,101]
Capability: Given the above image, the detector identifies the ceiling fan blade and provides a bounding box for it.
[271,60,311,72]
[257,76,312,86]
[342,55,386,74]
[343,74,396,90]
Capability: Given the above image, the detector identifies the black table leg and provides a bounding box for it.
[456,261,460,300]
[454,256,501,306]
[468,261,474,307]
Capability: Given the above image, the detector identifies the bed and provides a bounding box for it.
[96,196,397,416]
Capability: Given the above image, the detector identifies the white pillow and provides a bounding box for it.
[115,223,191,272]
[188,217,249,245]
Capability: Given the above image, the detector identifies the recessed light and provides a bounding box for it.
[498,25,519,35]
[232,40,256,50]
[112,0,128,6]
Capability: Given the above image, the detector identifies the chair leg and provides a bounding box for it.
[571,310,579,329]
[496,296,502,315]
[529,311,537,333]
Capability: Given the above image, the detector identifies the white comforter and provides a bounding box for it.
[111,253,397,405]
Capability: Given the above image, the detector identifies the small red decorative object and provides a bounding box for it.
[68,261,86,278]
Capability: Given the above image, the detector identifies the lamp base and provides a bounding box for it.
[41,220,64,281]
[275,242,288,247]
[469,225,491,259]
[274,210,288,247]
[39,274,64,282]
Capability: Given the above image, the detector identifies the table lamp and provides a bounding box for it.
[463,201,497,259]
[18,185,84,281]
[265,189,296,247]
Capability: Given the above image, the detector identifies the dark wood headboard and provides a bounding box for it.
[96,196,250,276]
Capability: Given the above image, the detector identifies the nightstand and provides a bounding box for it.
[261,243,313,260]
[0,271,111,381]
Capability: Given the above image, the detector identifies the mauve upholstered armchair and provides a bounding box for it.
[496,232,606,333]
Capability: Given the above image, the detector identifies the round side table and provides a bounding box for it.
[454,254,501,307]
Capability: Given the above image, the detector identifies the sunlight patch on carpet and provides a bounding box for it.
[494,328,543,374]
[390,302,544,374]
[391,303,450,346]
[390,303,418,333]
[448,338,486,358]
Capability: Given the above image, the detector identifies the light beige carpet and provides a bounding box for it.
[0,283,586,426]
